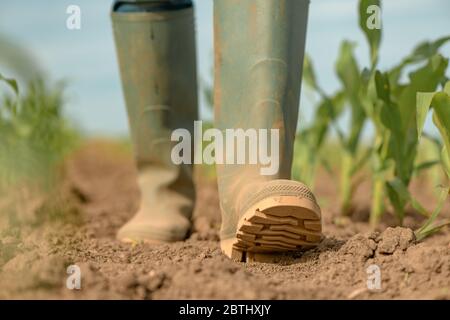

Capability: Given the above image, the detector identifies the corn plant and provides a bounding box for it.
[300,0,380,213]
[415,81,450,240]
[304,0,450,229]
[0,74,79,191]
[367,50,449,226]
[294,55,345,187]
[355,0,450,226]
[335,39,371,215]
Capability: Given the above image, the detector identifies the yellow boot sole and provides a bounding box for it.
[221,180,322,262]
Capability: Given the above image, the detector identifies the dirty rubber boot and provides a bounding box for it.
[214,0,322,262]
[111,0,198,243]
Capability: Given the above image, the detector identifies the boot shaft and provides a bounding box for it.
[214,0,309,177]
[111,5,198,169]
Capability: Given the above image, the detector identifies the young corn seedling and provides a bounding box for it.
[295,2,380,212]
[357,0,389,222]
[294,55,345,188]
[364,35,450,226]
[302,0,380,215]
[306,0,449,223]
[335,40,370,215]
[357,0,450,226]
[0,74,79,191]
[300,0,380,214]
[334,0,380,215]
[415,81,450,240]
[369,53,449,226]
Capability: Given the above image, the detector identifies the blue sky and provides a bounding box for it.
[1,0,450,137]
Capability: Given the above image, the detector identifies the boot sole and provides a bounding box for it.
[221,182,322,262]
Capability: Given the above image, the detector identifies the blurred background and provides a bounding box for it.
[1,0,450,137]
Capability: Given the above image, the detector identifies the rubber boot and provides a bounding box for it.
[111,1,198,243]
[214,0,322,262]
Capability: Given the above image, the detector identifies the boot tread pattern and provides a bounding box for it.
[232,186,322,262]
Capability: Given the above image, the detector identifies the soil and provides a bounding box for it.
[0,140,449,299]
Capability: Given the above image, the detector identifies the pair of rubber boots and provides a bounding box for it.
[111,0,322,262]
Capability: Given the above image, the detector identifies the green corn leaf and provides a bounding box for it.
[359,0,382,67]
[385,180,407,223]
[336,41,366,153]
[399,55,448,137]
[444,81,450,95]
[416,83,450,179]
[376,74,403,165]
[406,36,450,65]
[414,160,440,173]
[387,178,430,222]
[336,41,361,94]
[308,90,346,148]
[431,92,450,156]
[416,92,434,139]
[415,186,450,241]
[375,70,391,104]
[0,73,19,95]
[303,54,322,94]
[415,220,450,242]
[313,100,335,146]
[389,36,450,86]
[383,55,447,183]
[320,157,334,175]
[350,146,373,176]
[360,72,379,118]
[442,146,450,179]
[331,90,347,117]
[422,131,443,149]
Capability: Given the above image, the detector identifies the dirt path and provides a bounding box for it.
[0,141,449,299]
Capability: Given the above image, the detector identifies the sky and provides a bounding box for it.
[1,0,450,137]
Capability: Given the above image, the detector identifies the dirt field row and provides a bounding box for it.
[0,141,449,299]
